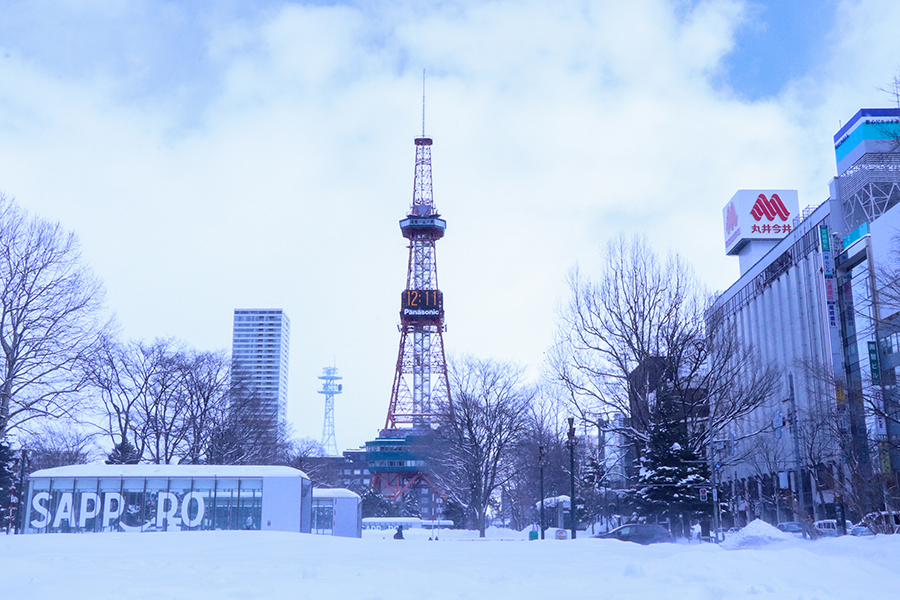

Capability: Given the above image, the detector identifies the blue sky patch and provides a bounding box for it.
[718,0,839,100]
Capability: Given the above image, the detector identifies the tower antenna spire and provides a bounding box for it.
[421,69,426,137]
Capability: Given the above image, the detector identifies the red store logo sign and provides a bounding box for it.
[750,193,792,235]
[751,193,791,222]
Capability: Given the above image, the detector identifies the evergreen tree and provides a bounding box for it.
[401,488,421,517]
[360,487,400,518]
[441,500,467,529]
[578,452,608,529]
[0,439,17,532]
[106,440,141,465]
[634,390,710,537]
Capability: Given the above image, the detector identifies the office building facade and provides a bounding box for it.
[711,108,900,526]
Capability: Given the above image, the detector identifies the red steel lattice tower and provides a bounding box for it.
[385,134,451,429]
[366,130,451,515]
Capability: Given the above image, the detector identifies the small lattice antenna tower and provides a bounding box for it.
[318,365,342,456]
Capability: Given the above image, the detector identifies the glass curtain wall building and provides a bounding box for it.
[710,108,900,526]
[232,309,291,436]
[24,465,312,534]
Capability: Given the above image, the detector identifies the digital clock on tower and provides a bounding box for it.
[401,289,443,323]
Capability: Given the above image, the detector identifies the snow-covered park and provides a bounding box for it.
[2,521,897,600]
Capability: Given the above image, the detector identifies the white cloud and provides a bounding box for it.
[1,0,898,449]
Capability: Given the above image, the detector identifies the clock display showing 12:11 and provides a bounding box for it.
[401,289,443,310]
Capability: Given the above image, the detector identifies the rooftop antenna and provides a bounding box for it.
[422,69,426,137]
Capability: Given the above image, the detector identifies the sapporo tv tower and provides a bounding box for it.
[366,99,451,518]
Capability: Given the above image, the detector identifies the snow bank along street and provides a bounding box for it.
[2,527,898,600]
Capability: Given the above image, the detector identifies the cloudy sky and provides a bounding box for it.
[2,0,899,452]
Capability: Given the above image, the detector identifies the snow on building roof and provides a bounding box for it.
[362,517,423,524]
[312,488,361,499]
[535,495,570,509]
[28,464,309,480]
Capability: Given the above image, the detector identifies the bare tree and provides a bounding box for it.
[22,423,97,471]
[87,338,286,465]
[289,438,349,488]
[435,356,534,537]
[552,235,779,460]
[85,337,168,462]
[86,338,200,464]
[745,428,792,523]
[203,374,292,466]
[877,74,900,151]
[0,195,106,438]
[795,408,841,521]
[137,346,190,464]
[796,356,898,523]
[497,386,570,531]
[288,437,325,472]
[879,73,900,110]
[875,236,900,318]
[180,350,233,464]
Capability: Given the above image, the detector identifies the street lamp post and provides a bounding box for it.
[539,445,545,540]
[708,401,721,544]
[566,417,577,540]
[710,441,721,544]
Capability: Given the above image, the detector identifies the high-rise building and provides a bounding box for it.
[231,309,290,435]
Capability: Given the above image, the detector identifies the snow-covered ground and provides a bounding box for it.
[2,522,897,599]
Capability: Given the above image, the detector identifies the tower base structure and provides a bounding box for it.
[366,428,444,520]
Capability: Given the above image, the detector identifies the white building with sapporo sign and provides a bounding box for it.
[24,465,313,534]
[710,108,900,527]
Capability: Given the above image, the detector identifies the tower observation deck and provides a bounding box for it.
[367,133,451,517]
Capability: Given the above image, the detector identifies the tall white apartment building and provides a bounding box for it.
[232,309,290,434]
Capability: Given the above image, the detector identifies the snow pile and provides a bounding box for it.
[3,528,900,599]
[719,518,795,550]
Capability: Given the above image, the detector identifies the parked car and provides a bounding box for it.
[849,524,875,537]
[862,511,900,534]
[592,523,674,545]
[813,519,853,537]
[777,521,815,539]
